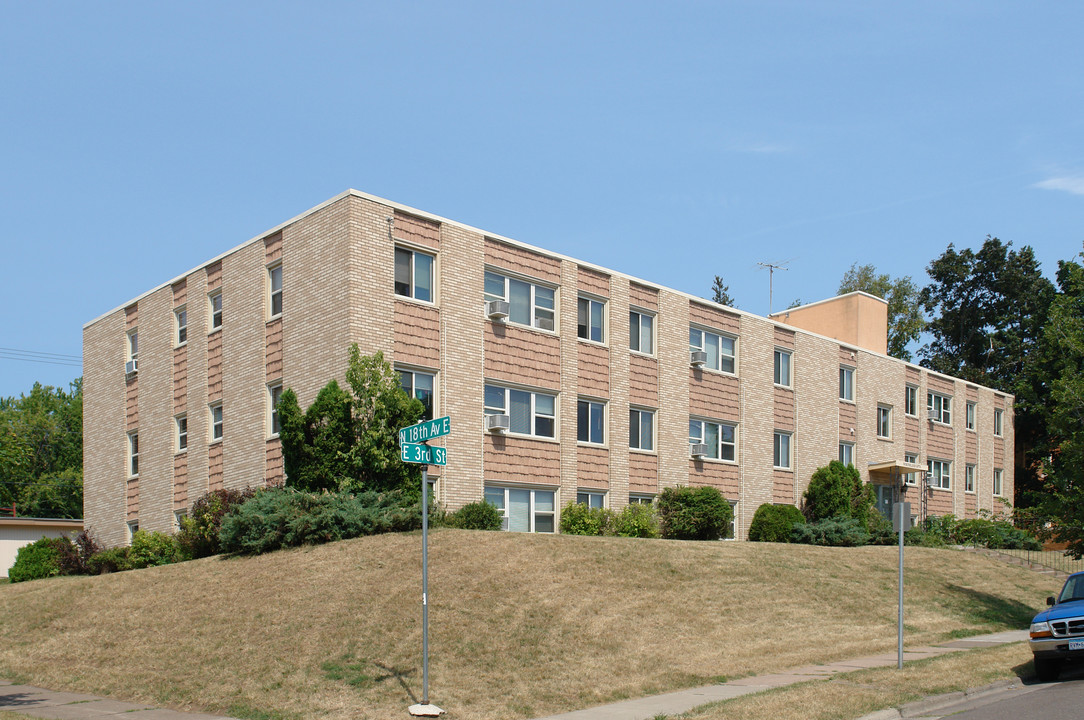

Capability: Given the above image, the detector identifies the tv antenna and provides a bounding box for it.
[757,260,791,314]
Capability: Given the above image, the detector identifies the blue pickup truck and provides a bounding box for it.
[1029,570,1084,681]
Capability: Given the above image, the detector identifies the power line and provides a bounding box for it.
[0,347,82,368]
[0,347,81,360]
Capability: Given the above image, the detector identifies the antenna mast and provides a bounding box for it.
[757,261,790,314]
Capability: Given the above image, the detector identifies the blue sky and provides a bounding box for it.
[1,1,1082,398]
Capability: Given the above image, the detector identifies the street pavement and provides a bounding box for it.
[0,630,1042,720]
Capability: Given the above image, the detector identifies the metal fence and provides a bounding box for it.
[997,548,1084,576]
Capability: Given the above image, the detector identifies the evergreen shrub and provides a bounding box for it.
[218,488,422,555]
[748,503,805,542]
[657,486,732,540]
[791,516,870,546]
[446,500,503,531]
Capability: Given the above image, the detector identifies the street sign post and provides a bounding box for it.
[400,417,451,718]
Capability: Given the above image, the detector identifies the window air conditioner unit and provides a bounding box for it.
[486,300,510,321]
[926,408,939,422]
[690,350,707,368]
[485,414,510,434]
[926,476,936,488]
[690,443,708,459]
[125,359,138,376]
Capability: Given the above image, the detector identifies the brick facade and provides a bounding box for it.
[84,190,1014,545]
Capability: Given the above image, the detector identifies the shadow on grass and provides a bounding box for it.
[944,584,1036,629]
[370,662,419,704]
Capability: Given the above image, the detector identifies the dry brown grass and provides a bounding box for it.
[676,641,1033,720]
[0,531,1058,720]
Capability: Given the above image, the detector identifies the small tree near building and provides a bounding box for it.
[278,346,425,498]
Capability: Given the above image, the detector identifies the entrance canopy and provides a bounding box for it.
[867,460,926,486]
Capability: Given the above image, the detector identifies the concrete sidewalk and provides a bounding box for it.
[1,630,1029,720]
[529,630,1029,720]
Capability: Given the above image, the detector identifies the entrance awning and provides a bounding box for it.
[867,460,926,485]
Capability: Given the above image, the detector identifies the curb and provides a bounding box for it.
[854,679,1025,720]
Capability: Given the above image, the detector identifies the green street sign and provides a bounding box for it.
[399,416,451,445]
[400,442,447,466]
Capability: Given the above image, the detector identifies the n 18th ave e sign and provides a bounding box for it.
[399,416,451,445]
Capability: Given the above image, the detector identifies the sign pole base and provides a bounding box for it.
[408,703,445,717]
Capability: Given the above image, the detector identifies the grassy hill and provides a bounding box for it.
[0,530,1059,720]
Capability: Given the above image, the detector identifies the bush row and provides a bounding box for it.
[746,499,1042,550]
[559,486,733,540]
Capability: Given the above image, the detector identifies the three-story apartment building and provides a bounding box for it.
[83,190,1013,546]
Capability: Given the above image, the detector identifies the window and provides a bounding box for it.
[577,491,605,508]
[484,486,555,533]
[399,369,435,421]
[268,263,283,317]
[965,401,975,430]
[905,385,917,416]
[209,290,222,330]
[629,310,654,354]
[128,432,139,477]
[484,385,556,438]
[577,296,605,343]
[210,403,223,441]
[689,327,736,373]
[904,453,918,485]
[175,307,187,345]
[268,383,283,436]
[690,419,736,461]
[877,405,892,439]
[839,441,854,466]
[395,247,434,302]
[773,431,792,469]
[965,464,976,493]
[629,408,654,451]
[774,349,792,387]
[484,270,555,331]
[577,399,605,444]
[126,520,139,543]
[928,458,951,489]
[993,468,1003,496]
[994,408,1004,437]
[928,392,952,424]
[127,330,139,362]
[629,494,654,505]
[839,366,854,401]
[176,415,187,452]
[173,511,186,532]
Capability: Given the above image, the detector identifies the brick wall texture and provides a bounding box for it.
[83,190,1015,544]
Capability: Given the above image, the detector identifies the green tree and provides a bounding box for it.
[838,263,925,361]
[711,276,736,307]
[801,460,875,527]
[919,237,1055,504]
[0,380,83,517]
[1037,254,1084,557]
[278,347,425,498]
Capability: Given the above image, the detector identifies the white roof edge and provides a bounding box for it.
[81,189,1014,400]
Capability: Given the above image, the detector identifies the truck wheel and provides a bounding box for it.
[1034,657,1061,682]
